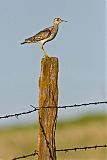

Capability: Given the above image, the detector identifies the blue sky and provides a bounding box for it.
[0,0,106,126]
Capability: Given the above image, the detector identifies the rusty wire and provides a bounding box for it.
[56,144,107,152]
[12,150,38,160]
[12,144,107,159]
[0,101,107,120]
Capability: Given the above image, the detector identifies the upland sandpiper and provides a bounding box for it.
[21,18,67,57]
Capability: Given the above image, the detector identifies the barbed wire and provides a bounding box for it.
[12,150,38,160]
[0,108,37,120]
[56,144,107,152]
[12,144,107,159]
[0,101,107,120]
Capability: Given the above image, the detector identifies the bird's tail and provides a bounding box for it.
[21,41,27,45]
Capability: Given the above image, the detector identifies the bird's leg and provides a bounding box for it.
[41,46,49,58]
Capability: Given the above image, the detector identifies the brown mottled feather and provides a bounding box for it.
[25,28,51,43]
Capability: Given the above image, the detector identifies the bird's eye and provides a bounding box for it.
[56,18,60,21]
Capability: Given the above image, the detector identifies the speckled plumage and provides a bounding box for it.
[21,18,67,57]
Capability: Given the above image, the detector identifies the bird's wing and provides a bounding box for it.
[25,28,51,43]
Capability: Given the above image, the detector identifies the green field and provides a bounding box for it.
[0,113,107,160]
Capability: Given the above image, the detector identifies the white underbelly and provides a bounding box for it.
[39,34,55,45]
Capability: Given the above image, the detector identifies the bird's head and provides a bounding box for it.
[53,18,67,25]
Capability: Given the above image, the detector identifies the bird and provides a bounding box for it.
[21,18,67,57]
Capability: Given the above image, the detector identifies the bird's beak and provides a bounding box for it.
[61,19,68,22]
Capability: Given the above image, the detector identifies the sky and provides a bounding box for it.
[0,0,106,126]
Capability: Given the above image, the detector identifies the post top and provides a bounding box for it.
[41,56,58,64]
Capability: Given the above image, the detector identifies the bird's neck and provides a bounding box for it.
[53,23,59,33]
[53,23,59,28]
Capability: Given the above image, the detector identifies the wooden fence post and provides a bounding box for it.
[38,57,59,160]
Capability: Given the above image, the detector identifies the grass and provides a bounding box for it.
[0,113,107,160]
